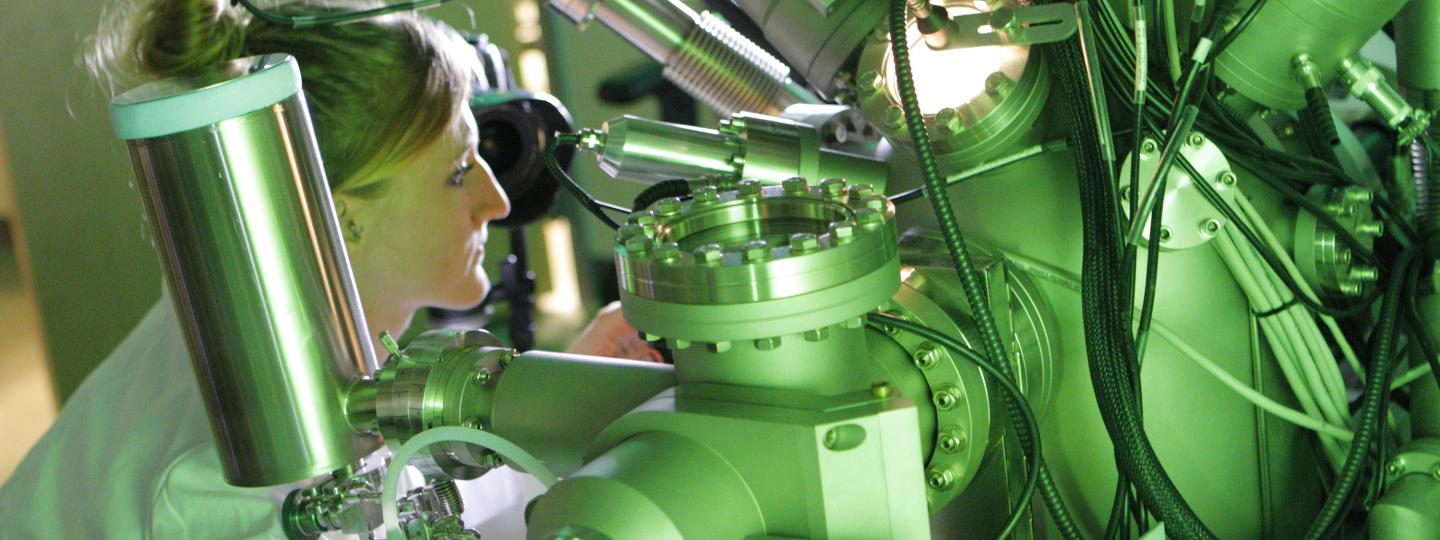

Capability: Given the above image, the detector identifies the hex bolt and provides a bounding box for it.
[624,236,653,254]
[1339,280,1364,296]
[926,468,955,490]
[912,342,940,369]
[653,242,680,262]
[1386,459,1404,478]
[617,223,646,240]
[1187,132,1205,147]
[820,177,848,198]
[707,341,732,353]
[692,185,720,204]
[753,336,782,350]
[654,197,683,216]
[936,107,964,135]
[830,221,858,244]
[782,177,809,195]
[933,385,961,410]
[1140,138,1159,155]
[856,208,885,228]
[848,183,876,199]
[870,381,894,398]
[803,327,831,342]
[669,339,691,350]
[694,244,724,265]
[985,72,1015,98]
[860,196,887,211]
[858,70,881,93]
[884,106,905,129]
[738,179,763,198]
[789,232,820,254]
[628,212,657,228]
[1356,221,1384,237]
[939,428,967,453]
[1218,171,1237,187]
[742,239,771,262]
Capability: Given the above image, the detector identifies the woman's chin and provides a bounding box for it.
[435,276,489,311]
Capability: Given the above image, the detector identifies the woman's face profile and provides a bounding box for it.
[340,105,512,313]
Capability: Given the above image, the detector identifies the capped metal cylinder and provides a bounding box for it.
[110,54,379,486]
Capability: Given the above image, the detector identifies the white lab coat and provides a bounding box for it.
[0,292,546,539]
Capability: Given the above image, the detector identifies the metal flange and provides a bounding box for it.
[1119,132,1238,251]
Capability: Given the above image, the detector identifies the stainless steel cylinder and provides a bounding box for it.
[733,0,888,96]
[1395,0,1440,108]
[549,0,816,115]
[110,54,379,486]
[1214,0,1407,111]
[595,115,740,182]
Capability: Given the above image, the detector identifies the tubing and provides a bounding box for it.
[887,1,1080,536]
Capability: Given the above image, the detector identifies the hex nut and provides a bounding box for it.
[624,236,653,254]
[830,222,857,244]
[789,232,820,253]
[885,106,904,128]
[913,342,940,369]
[694,244,724,265]
[803,327,831,342]
[848,183,876,199]
[1218,171,1237,186]
[692,186,720,204]
[654,197,683,216]
[738,179,763,198]
[855,207,885,227]
[628,212,657,228]
[820,177,848,197]
[742,239,771,262]
[939,428,967,453]
[754,336,782,350]
[782,177,809,195]
[653,242,680,262]
[926,468,955,490]
[707,341,732,353]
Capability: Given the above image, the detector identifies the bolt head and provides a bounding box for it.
[694,243,724,265]
[926,468,955,490]
[617,223,646,240]
[885,107,905,128]
[474,368,492,386]
[754,336,782,350]
[692,185,720,204]
[985,71,1014,97]
[1202,219,1223,236]
[856,207,885,228]
[782,177,809,195]
[653,242,681,262]
[820,177,848,197]
[1218,171,1238,186]
[848,183,876,200]
[654,197,683,216]
[1350,266,1379,282]
[737,179,763,198]
[707,341,732,353]
[933,387,959,410]
[803,327,831,341]
[789,232,819,253]
[870,381,894,398]
[628,212,657,228]
[858,70,881,92]
[1187,132,1205,147]
[936,108,963,135]
[830,221,858,243]
[913,343,940,369]
[1159,227,1173,242]
[742,239,771,261]
[1357,221,1384,237]
[1141,138,1159,155]
[624,236,653,254]
[939,429,967,453]
[1343,187,1374,205]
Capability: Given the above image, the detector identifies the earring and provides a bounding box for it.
[336,200,363,241]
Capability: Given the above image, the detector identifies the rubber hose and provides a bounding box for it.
[1302,249,1416,539]
[1299,87,1341,168]
[1041,22,1217,540]
[632,179,692,211]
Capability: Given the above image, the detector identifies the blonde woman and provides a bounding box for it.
[0,1,653,537]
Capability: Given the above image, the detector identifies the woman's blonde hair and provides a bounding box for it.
[88,0,475,194]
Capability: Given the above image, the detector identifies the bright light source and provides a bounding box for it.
[881,4,1027,116]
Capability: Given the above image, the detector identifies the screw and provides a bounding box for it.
[858,70,881,93]
[871,381,894,398]
[654,197,683,217]
[933,385,960,410]
[830,221,857,243]
[939,428,967,453]
[1218,171,1237,186]
[782,177,809,195]
[753,336,782,350]
[738,179,763,198]
[820,177,848,198]
[789,232,820,253]
[1187,132,1205,147]
[628,212,657,228]
[1141,138,1159,154]
[1386,459,1404,478]
[985,72,1015,98]
[885,106,904,129]
[692,185,720,204]
[653,242,680,262]
[936,108,963,135]
[1202,219,1222,236]
[1159,227,1173,242]
[742,239,771,262]
[856,208,885,228]
[707,341,732,353]
[803,327,831,341]
[913,342,940,369]
[848,183,877,199]
[927,468,955,490]
[1342,188,1374,205]
[624,236,652,254]
[694,244,724,265]
[474,368,492,386]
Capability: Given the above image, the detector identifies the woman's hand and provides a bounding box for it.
[566,301,664,362]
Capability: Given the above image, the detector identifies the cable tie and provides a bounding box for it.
[1191,37,1214,64]
[1255,297,1301,318]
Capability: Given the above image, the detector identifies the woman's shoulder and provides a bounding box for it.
[0,297,218,536]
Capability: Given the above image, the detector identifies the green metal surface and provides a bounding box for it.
[115,55,379,487]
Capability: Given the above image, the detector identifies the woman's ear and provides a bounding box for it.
[333,192,368,245]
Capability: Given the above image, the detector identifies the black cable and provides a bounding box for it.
[1209,0,1267,59]
[631,179,692,211]
[867,313,1041,540]
[546,134,628,229]
[1299,87,1342,168]
[1406,282,1440,394]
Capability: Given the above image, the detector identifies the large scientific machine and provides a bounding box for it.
[105,0,1440,538]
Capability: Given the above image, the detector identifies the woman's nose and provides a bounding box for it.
[471,157,511,225]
